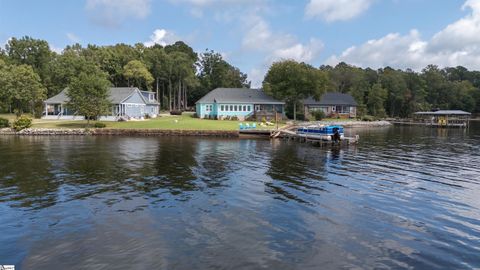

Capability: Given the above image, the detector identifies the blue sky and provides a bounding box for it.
[0,0,477,86]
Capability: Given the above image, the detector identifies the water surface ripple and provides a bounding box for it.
[1,124,480,269]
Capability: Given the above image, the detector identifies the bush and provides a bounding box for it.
[231,116,238,121]
[361,115,375,122]
[94,122,106,128]
[170,110,183,115]
[13,116,32,131]
[312,110,326,121]
[0,117,9,128]
[144,113,151,119]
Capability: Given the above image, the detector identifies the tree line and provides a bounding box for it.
[264,61,480,119]
[1,36,480,120]
[0,36,250,117]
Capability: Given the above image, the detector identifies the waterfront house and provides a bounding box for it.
[303,92,357,119]
[43,87,160,121]
[195,88,285,121]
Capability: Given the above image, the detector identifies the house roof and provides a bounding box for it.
[414,110,471,116]
[45,87,158,105]
[304,92,358,106]
[196,88,285,104]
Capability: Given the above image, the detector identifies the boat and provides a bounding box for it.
[296,125,344,141]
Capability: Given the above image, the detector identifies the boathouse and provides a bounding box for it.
[303,92,357,119]
[413,110,471,127]
[43,87,160,121]
[195,88,285,121]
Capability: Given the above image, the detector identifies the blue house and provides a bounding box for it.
[195,88,285,121]
[43,87,160,121]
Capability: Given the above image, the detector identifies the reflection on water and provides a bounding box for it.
[0,123,480,269]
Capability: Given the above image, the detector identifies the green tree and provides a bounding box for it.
[367,83,388,118]
[0,64,47,117]
[5,36,53,90]
[123,60,154,89]
[263,60,327,121]
[67,69,111,126]
[195,50,250,102]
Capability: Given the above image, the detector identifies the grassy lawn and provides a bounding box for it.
[0,114,19,121]
[31,113,281,130]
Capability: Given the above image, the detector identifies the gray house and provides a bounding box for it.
[43,87,159,121]
[303,92,358,119]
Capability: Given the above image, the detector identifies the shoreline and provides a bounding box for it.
[0,121,391,137]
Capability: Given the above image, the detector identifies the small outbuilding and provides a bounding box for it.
[303,92,357,119]
[195,88,285,121]
[43,87,160,121]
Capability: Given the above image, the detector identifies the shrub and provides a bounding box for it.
[312,110,325,121]
[231,116,238,121]
[144,113,151,119]
[0,117,9,128]
[94,122,106,128]
[361,115,375,122]
[170,110,183,115]
[13,116,32,131]
[192,113,198,118]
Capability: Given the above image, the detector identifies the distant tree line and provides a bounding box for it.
[1,36,480,120]
[264,61,480,119]
[0,36,250,117]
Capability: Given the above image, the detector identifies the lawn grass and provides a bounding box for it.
[0,114,18,121]
[31,112,281,130]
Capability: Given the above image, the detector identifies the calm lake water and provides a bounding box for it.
[1,124,480,269]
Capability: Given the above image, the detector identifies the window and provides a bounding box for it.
[221,105,224,111]
[243,105,246,111]
[230,105,233,111]
[234,105,238,111]
[247,106,251,111]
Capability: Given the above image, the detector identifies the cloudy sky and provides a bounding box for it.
[0,0,478,86]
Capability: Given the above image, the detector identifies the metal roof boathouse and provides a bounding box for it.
[412,110,471,128]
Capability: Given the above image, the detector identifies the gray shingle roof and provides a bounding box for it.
[45,87,156,104]
[196,88,284,104]
[303,92,358,106]
[414,110,471,115]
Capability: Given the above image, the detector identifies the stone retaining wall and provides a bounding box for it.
[0,128,239,137]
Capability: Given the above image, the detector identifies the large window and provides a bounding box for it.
[221,105,224,111]
[247,106,251,111]
[230,105,233,111]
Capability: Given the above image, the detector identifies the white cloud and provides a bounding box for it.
[271,38,324,63]
[85,0,151,27]
[144,29,179,47]
[326,1,480,71]
[240,14,324,86]
[305,0,374,22]
[66,33,81,43]
[242,14,323,62]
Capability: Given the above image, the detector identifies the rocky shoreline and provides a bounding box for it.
[0,128,239,137]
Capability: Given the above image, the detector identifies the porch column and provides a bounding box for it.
[45,103,48,116]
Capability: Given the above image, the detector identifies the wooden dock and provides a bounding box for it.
[239,128,359,147]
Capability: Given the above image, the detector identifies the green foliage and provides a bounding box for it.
[170,110,183,115]
[12,116,32,131]
[0,117,9,128]
[0,63,47,117]
[361,115,375,122]
[93,122,106,128]
[123,60,154,89]
[312,110,326,121]
[263,60,328,120]
[367,83,388,118]
[67,68,111,125]
[195,50,250,103]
